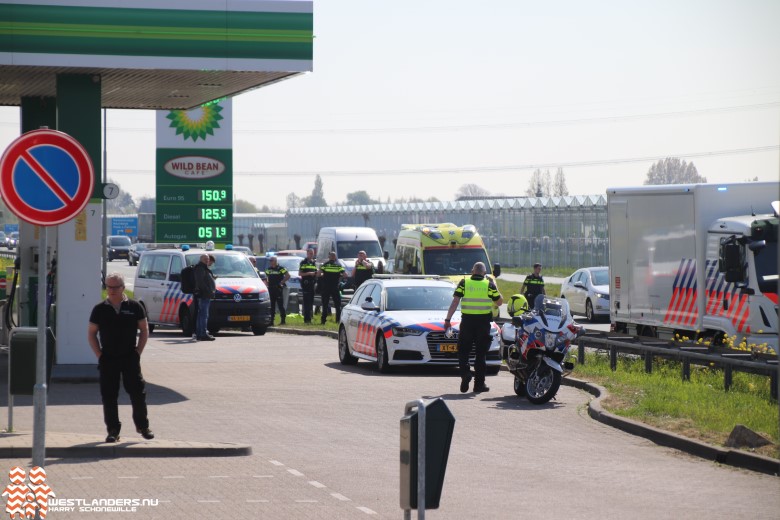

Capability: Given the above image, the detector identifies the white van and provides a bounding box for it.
[133,248,271,336]
[315,227,384,276]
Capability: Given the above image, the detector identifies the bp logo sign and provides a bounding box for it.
[165,103,224,142]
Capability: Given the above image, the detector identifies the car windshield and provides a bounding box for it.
[276,257,302,272]
[109,236,131,246]
[385,286,453,311]
[590,269,609,286]
[185,253,259,278]
[336,240,383,259]
[422,248,490,275]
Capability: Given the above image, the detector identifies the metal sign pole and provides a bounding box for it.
[32,227,47,466]
[417,400,426,520]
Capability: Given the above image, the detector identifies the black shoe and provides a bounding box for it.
[459,376,472,393]
[473,383,490,393]
[197,335,215,341]
[105,432,120,443]
[137,428,155,440]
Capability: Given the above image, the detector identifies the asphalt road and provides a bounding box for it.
[5,331,777,519]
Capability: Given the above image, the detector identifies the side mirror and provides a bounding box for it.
[492,263,501,278]
[574,281,585,289]
[361,301,380,312]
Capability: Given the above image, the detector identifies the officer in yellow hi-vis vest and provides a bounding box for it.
[444,262,503,393]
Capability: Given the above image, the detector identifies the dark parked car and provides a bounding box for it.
[106,235,132,261]
[128,242,149,266]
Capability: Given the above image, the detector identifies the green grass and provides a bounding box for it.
[272,312,341,332]
[496,278,560,302]
[503,266,576,278]
[574,352,779,458]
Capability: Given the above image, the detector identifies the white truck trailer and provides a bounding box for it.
[608,182,778,352]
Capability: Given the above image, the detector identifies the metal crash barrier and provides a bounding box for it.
[400,398,455,519]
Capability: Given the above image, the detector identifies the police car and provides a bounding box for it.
[337,276,501,373]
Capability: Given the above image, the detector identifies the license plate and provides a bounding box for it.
[438,344,458,352]
[228,316,250,322]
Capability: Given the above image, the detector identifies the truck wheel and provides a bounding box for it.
[586,300,594,322]
[251,325,267,336]
[148,324,155,334]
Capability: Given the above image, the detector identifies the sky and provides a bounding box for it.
[1,0,779,210]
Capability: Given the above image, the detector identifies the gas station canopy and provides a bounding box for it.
[0,0,314,109]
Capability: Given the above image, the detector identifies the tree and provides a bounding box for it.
[644,157,706,185]
[286,192,302,209]
[105,180,137,214]
[235,199,258,213]
[455,184,491,200]
[553,168,569,196]
[345,191,378,206]
[526,169,551,197]
[306,174,327,207]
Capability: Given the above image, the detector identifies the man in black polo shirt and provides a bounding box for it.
[88,273,153,443]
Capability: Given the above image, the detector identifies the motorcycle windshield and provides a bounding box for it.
[533,294,570,321]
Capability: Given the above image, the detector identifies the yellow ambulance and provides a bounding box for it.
[392,223,501,280]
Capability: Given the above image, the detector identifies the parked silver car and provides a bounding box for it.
[559,266,610,321]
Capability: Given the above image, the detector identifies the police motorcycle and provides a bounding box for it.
[505,294,585,404]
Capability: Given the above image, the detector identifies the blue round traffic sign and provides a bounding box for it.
[0,129,94,226]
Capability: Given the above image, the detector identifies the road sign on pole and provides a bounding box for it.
[0,128,95,466]
[0,129,94,226]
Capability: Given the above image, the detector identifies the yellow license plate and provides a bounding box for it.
[228,316,250,322]
[438,344,458,352]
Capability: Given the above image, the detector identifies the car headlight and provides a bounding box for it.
[392,326,424,337]
[594,292,609,300]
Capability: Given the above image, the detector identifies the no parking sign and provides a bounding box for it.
[0,129,94,226]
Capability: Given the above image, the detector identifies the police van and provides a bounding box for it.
[315,227,384,276]
[393,223,501,282]
[133,247,271,336]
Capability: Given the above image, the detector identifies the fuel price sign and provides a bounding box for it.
[155,151,233,243]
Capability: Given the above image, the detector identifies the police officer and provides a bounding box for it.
[522,262,545,306]
[319,251,346,324]
[352,250,374,288]
[444,262,502,393]
[266,256,290,325]
[298,248,318,324]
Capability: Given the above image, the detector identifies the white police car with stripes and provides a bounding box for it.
[338,276,501,373]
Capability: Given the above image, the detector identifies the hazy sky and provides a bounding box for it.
[1,0,779,210]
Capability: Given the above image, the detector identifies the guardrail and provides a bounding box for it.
[574,330,778,398]
[495,317,777,398]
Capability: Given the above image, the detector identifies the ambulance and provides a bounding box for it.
[393,223,501,282]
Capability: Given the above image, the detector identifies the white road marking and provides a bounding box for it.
[308,480,326,488]
[331,493,350,501]
[117,476,138,479]
[357,506,377,515]
[287,469,304,477]
[269,460,284,466]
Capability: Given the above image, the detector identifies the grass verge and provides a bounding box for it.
[573,351,779,459]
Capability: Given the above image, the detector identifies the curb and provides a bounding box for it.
[561,377,780,476]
